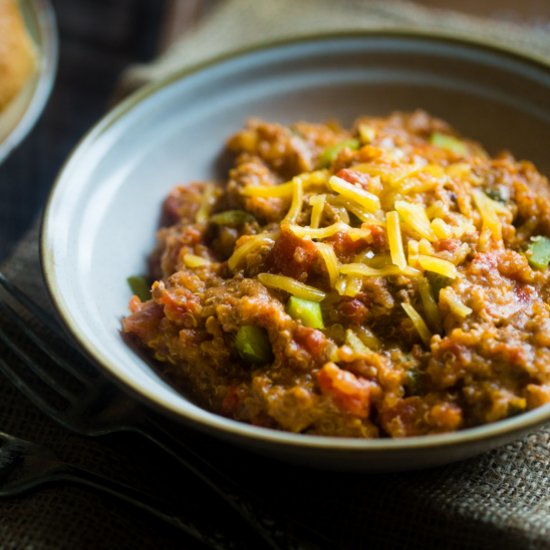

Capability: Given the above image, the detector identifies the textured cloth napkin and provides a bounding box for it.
[120,0,550,93]
[2,1,550,548]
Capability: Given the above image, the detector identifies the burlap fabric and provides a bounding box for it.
[1,1,549,548]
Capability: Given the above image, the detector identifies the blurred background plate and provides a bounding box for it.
[0,0,58,164]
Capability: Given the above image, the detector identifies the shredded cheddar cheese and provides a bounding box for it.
[386,211,407,270]
[183,254,210,268]
[242,170,329,198]
[328,175,381,213]
[431,218,453,239]
[309,194,326,228]
[289,222,349,240]
[328,195,383,223]
[472,189,503,242]
[343,276,363,297]
[340,262,420,278]
[355,326,381,350]
[395,200,437,242]
[228,234,275,271]
[258,273,326,302]
[283,176,303,223]
[440,287,472,318]
[418,277,442,332]
[345,329,370,355]
[315,242,339,287]
[195,183,217,223]
[417,255,458,279]
[401,302,432,345]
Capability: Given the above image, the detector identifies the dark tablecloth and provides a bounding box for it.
[0,0,165,262]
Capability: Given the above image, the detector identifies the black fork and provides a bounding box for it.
[0,430,242,549]
[0,272,326,550]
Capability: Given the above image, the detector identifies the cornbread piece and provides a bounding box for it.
[124,111,550,438]
[0,0,36,111]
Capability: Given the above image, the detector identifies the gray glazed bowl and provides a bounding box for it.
[41,32,550,471]
[0,0,58,164]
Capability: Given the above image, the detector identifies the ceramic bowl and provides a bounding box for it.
[41,32,550,471]
[0,0,58,164]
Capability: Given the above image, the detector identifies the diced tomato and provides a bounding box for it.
[471,252,498,274]
[380,397,427,437]
[338,298,369,325]
[294,326,327,362]
[429,403,462,431]
[437,339,469,362]
[175,225,203,246]
[317,363,371,418]
[514,284,534,305]
[369,224,386,249]
[122,299,164,340]
[162,192,183,226]
[434,238,460,253]
[497,250,534,284]
[160,184,205,226]
[326,232,369,262]
[153,282,201,326]
[220,386,240,417]
[336,168,371,190]
[267,225,318,281]
[128,295,142,313]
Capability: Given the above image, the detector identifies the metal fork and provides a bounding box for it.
[0,430,238,549]
[0,272,325,550]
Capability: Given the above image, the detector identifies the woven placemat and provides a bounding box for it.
[1,1,550,548]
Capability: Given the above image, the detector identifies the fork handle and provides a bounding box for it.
[126,415,312,550]
[54,464,233,550]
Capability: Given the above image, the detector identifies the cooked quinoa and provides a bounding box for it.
[123,110,550,438]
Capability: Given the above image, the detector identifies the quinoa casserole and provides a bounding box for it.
[123,110,550,438]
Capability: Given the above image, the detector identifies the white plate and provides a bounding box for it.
[42,32,550,471]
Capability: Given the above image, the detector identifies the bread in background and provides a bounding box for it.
[0,0,36,111]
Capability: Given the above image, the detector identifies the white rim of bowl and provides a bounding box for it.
[41,30,550,452]
[0,0,59,164]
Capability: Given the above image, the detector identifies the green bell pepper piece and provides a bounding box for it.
[318,138,360,167]
[210,210,255,227]
[484,188,508,203]
[429,132,467,156]
[404,368,428,397]
[127,276,151,302]
[426,272,452,300]
[527,236,550,271]
[235,325,273,365]
[286,296,324,329]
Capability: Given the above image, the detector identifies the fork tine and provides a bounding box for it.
[0,354,73,430]
[0,315,79,403]
[0,272,60,330]
[0,289,95,385]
